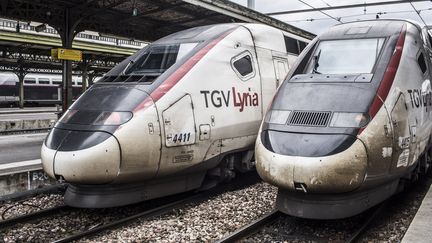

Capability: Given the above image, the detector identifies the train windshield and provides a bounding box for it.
[125,42,199,75]
[305,38,385,74]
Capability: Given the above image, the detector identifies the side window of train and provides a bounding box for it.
[273,58,289,87]
[38,78,50,85]
[52,79,62,85]
[231,51,255,81]
[24,78,36,84]
[417,52,427,75]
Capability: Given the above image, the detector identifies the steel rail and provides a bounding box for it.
[0,204,71,229]
[346,202,387,243]
[216,209,281,243]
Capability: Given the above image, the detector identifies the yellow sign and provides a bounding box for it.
[51,48,82,61]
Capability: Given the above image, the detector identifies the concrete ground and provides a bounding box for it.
[402,183,432,243]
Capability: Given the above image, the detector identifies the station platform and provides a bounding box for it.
[0,133,46,165]
[0,159,42,176]
[0,131,54,196]
[0,107,57,132]
[402,182,432,243]
[0,107,60,114]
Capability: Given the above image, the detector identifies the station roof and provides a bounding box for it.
[0,0,315,42]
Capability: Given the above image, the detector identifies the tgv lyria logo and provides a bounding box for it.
[200,87,259,112]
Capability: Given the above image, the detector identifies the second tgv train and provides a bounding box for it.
[41,23,310,207]
[256,19,432,219]
[0,73,84,106]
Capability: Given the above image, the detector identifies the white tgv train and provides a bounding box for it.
[41,23,311,207]
[256,19,432,219]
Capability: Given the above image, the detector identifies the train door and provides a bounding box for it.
[157,94,197,177]
[273,56,289,88]
[255,49,289,113]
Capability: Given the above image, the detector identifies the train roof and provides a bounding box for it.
[154,23,310,45]
[319,19,420,40]
[154,23,241,44]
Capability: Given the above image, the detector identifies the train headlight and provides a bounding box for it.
[329,112,369,128]
[93,111,133,126]
[266,110,291,125]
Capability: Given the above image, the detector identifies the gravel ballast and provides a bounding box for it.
[86,182,277,242]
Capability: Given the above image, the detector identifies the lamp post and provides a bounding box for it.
[247,0,255,10]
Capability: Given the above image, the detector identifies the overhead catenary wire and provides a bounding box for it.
[318,0,332,7]
[283,8,432,23]
[297,0,343,23]
[267,0,429,16]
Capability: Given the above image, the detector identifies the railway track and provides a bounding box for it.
[216,209,282,243]
[346,202,387,243]
[217,202,386,243]
[0,204,71,229]
[0,190,217,243]
[53,185,245,243]
[0,173,261,242]
[53,194,205,242]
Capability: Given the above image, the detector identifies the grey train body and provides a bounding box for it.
[41,23,310,207]
[256,20,432,219]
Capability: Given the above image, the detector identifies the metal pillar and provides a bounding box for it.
[88,72,95,87]
[15,56,28,109]
[60,8,81,112]
[80,58,88,93]
[17,71,25,109]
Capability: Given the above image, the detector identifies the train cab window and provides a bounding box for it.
[24,78,36,84]
[305,38,385,75]
[299,41,307,52]
[38,78,50,85]
[417,52,427,74]
[125,42,198,76]
[231,52,254,80]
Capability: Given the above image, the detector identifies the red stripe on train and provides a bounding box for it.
[134,28,237,113]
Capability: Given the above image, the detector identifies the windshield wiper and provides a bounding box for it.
[123,60,135,75]
[312,50,322,74]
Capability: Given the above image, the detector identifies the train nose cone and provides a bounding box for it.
[256,133,368,193]
[42,129,121,184]
[54,134,120,184]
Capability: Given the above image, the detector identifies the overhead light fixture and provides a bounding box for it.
[35,24,47,32]
[132,0,138,16]
[132,7,138,16]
